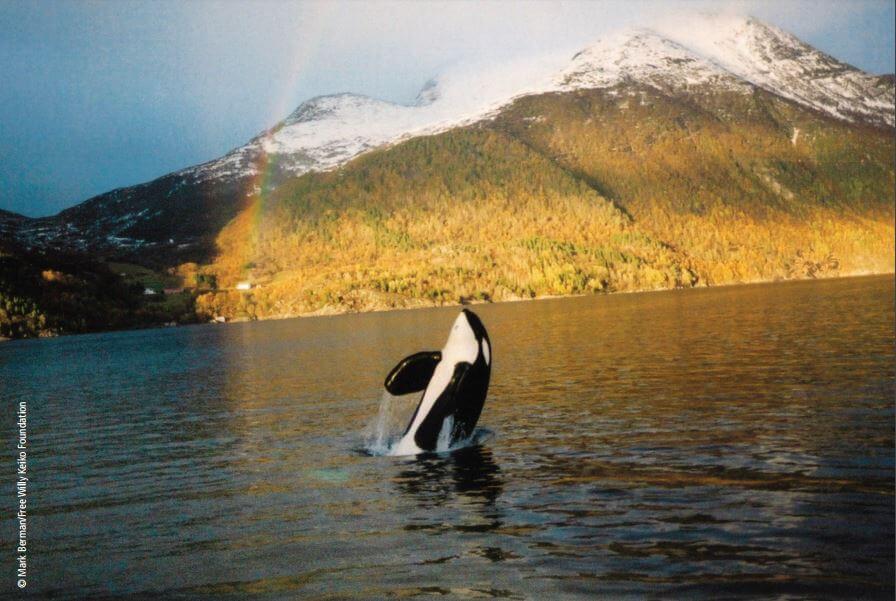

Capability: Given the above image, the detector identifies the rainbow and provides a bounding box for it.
[231,2,337,276]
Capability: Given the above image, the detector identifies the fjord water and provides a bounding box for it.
[2,276,893,599]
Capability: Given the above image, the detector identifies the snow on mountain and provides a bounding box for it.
[652,14,895,127]
[181,52,570,186]
[182,13,892,188]
[10,14,895,255]
[558,28,752,93]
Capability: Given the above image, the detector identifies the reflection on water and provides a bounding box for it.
[0,275,893,599]
[396,444,503,513]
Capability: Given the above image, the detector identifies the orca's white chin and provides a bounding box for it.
[443,311,479,364]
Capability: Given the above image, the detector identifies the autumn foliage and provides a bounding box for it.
[188,86,893,320]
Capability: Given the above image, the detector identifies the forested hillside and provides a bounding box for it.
[0,243,198,339]
[193,85,894,320]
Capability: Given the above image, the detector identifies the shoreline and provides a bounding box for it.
[263,268,896,321]
[3,269,892,343]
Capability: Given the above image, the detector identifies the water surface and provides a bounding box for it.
[2,275,893,599]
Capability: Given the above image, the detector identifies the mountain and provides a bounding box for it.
[647,14,895,126]
[1,14,894,334]
[6,15,893,260]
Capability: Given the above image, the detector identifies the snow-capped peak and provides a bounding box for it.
[187,13,890,189]
[651,14,895,126]
[183,52,568,183]
[281,93,386,126]
[558,27,750,93]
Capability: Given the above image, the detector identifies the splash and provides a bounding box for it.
[435,415,455,453]
[362,391,494,457]
[363,390,415,456]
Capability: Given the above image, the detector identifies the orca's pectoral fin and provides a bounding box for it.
[384,351,442,395]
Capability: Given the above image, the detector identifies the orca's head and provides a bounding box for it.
[460,309,489,344]
[444,309,491,365]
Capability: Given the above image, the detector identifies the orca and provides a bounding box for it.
[385,309,491,455]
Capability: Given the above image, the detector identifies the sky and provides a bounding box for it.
[1,0,894,217]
